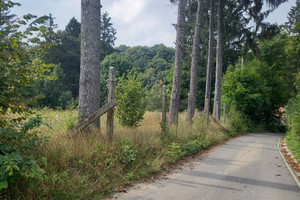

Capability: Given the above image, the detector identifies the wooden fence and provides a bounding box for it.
[68,67,116,141]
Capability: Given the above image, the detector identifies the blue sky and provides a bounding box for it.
[13,0,296,47]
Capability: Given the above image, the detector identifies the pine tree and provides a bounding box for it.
[79,0,101,127]
[187,0,204,123]
[168,0,188,125]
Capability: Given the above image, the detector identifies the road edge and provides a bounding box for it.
[277,137,300,189]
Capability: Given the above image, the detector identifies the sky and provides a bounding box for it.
[12,0,296,48]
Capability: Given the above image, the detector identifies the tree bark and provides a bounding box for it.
[79,0,101,128]
[168,0,187,126]
[212,0,224,120]
[162,85,167,124]
[187,0,204,124]
[204,0,215,123]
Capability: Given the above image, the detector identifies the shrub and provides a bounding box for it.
[0,117,47,191]
[285,72,300,136]
[115,69,147,127]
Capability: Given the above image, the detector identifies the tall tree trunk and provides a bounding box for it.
[79,0,101,127]
[168,0,187,126]
[212,0,224,120]
[204,0,215,123]
[187,0,204,123]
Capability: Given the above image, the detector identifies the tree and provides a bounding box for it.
[79,0,101,125]
[35,64,73,109]
[115,69,146,127]
[169,0,187,125]
[187,0,204,123]
[0,0,17,36]
[0,1,51,191]
[285,0,300,34]
[0,7,52,120]
[66,17,81,38]
[100,11,117,60]
[212,0,224,120]
[204,0,215,123]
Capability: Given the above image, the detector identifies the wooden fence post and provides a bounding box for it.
[187,93,192,124]
[106,67,115,143]
[162,85,167,124]
[205,98,209,124]
[223,103,226,123]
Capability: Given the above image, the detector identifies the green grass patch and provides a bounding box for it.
[285,134,300,163]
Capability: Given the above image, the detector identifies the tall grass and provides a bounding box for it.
[2,109,230,199]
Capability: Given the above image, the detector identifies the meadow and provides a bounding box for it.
[6,108,230,199]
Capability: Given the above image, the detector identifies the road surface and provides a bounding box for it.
[114,133,300,200]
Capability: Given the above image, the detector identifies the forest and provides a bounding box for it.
[0,0,299,199]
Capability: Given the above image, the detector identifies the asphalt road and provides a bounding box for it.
[114,133,300,200]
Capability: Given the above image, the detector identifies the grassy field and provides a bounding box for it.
[2,109,232,199]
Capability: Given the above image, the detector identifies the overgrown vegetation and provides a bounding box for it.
[1,110,229,199]
[1,0,300,199]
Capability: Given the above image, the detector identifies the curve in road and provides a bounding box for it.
[114,133,300,200]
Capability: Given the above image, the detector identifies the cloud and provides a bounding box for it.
[103,0,177,47]
[13,0,177,47]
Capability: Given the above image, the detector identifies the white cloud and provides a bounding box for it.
[110,0,147,23]
[103,0,177,47]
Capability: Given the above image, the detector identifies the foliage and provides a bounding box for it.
[285,72,300,136]
[222,62,269,124]
[35,64,73,109]
[285,0,300,34]
[1,108,228,199]
[285,134,300,163]
[100,12,117,60]
[0,1,53,123]
[0,117,47,191]
[222,42,291,130]
[226,105,251,135]
[119,142,137,166]
[100,52,132,106]
[43,13,117,100]
[147,83,163,111]
[115,69,147,127]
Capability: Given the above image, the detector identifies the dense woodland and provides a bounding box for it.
[0,0,300,199]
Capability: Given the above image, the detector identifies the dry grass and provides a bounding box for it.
[10,108,230,199]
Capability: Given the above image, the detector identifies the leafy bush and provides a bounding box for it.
[227,106,251,135]
[167,142,184,163]
[119,144,137,165]
[285,72,300,136]
[222,57,289,130]
[115,69,147,127]
[181,139,209,156]
[0,117,47,191]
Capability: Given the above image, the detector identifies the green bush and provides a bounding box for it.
[115,69,147,127]
[285,72,300,136]
[0,117,47,191]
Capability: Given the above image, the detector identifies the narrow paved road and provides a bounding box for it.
[114,133,300,200]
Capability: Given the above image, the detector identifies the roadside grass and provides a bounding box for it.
[285,134,300,163]
[2,109,231,199]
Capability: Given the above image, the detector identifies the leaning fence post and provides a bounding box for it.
[162,85,167,124]
[106,67,115,143]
